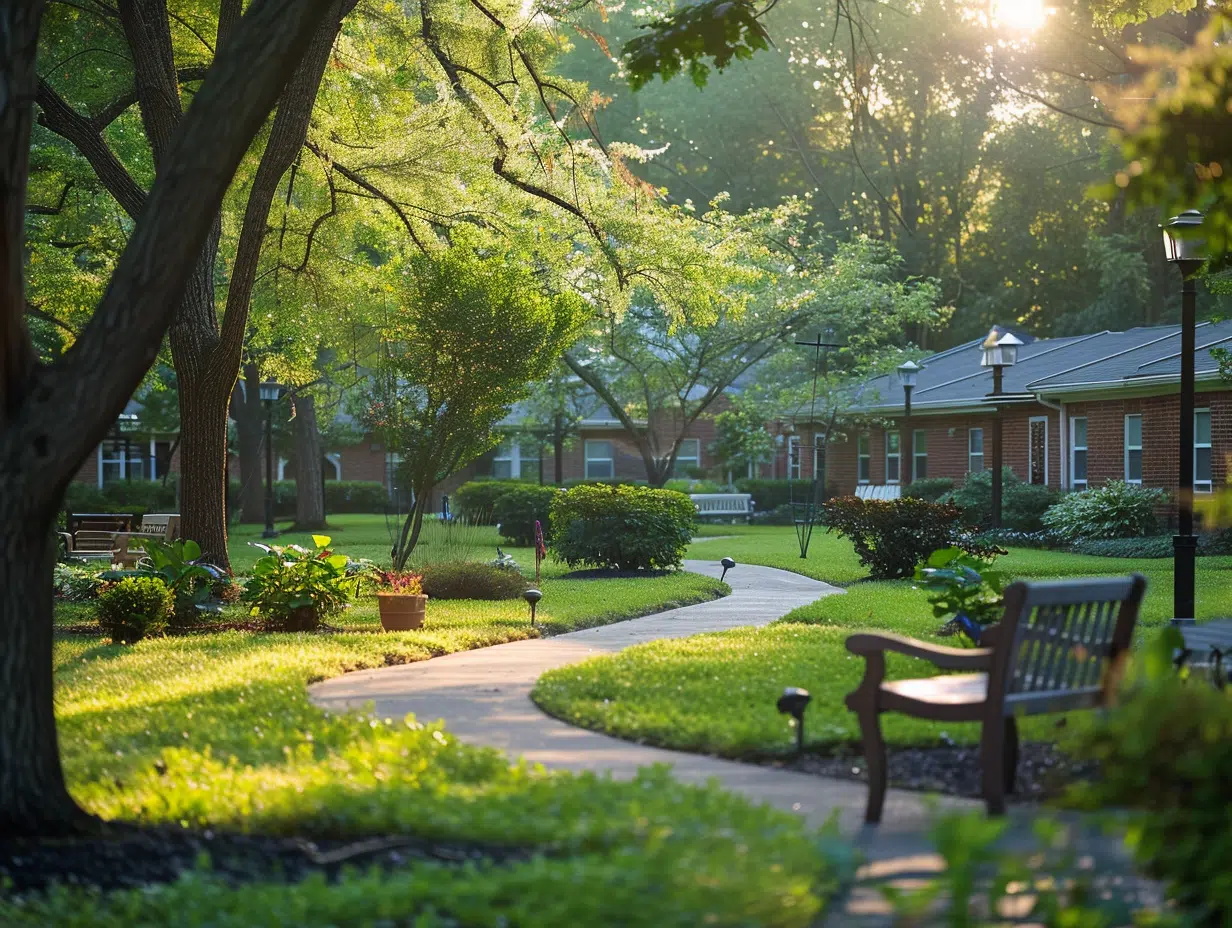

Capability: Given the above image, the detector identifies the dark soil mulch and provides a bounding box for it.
[761,740,1096,802]
[559,568,675,580]
[0,824,532,895]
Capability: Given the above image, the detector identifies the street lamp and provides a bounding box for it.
[897,360,921,486]
[1162,209,1205,626]
[981,330,1022,529]
[259,381,284,539]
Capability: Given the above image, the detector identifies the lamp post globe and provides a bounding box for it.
[1162,210,1205,625]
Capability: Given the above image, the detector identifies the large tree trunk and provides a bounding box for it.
[232,362,265,522]
[293,393,325,530]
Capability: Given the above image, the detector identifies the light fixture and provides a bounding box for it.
[259,381,284,403]
[775,687,812,753]
[720,557,735,583]
[1162,209,1205,265]
[981,330,1023,369]
[522,588,543,626]
[896,359,921,389]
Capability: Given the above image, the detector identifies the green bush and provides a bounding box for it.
[550,484,696,571]
[135,537,227,627]
[902,477,954,502]
[562,478,648,488]
[823,496,993,580]
[323,481,390,513]
[1042,480,1167,543]
[95,576,173,643]
[733,478,795,511]
[1070,536,1174,558]
[1069,629,1232,924]
[970,528,1060,550]
[751,503,795,526]
[663,478,726,494]
[419,561,529,599]
[241,534,354,631]
[54,562,106,601]
[493,484,560,546]
[65,478,178,521]
[940,468,1059,532]
[453,479,526,524]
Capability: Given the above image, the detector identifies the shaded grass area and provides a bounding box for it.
[537,529,1232,759]
[4,521,843,925]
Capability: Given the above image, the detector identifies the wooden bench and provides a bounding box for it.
[844,573,1147,823]
[690,493,754,522]
[112,513,182,567]
[59,513,135,561]
[854,485,901,501]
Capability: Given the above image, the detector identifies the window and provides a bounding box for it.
[787,436,801,480]
[857,433,870,484]
[491,440,541,480]
[1124,414,1143,484]
[674,438,701,476]
[491,441,515,479]
[99,439,144,486]
[1195,409,1212,493]
[1070,417,1088,489]
[968,428,984,473]
[912,429,927,481]
[584,440,614,479]
[885,431,901,484]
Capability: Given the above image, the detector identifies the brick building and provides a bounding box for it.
[817,322,1232,501]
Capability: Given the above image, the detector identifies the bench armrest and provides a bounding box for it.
[845,632,993,671]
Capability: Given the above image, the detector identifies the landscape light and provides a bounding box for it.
[776,687,812,753]
[522,588,543,626]
[720,557,736,583]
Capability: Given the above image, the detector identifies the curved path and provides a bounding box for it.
[310,559,976,836]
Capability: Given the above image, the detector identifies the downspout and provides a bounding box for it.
[1036,396,1066,490]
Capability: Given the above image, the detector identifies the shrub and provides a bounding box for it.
[902,477,954,503]
[562,477,648,488]
[323,481,390,514]
[1042,480,1168,543]
[453,479,525,524]
[550,484,696,571]
[733,478,794,512]
[64,478,178,522]
[1070,536,1174,558]
[752,503,795,526]
[135,537,227,627]
[663,478,725,494]
[54,562,106,602]
[1068,629,1232,924]
[970,528,1061,550]
[940,468,1059,532]
[914,547,1005,642]
[419,561,528,600]
[96,576,173,643]
[241,534,354,631]
[822,496,985,580]
[492,484,560,546]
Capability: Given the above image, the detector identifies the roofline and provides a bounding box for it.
[1032,368,1223,396]
[1023,326,1186,390]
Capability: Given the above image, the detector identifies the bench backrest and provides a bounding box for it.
[71,530,121,553]
[691,494,753,514]
[67,512,133,535]
[854,485,901,501]
[987,574,1146,717]
[139,513,181,539]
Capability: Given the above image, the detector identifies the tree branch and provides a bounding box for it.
[89,63,210,129]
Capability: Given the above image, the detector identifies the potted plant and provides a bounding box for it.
[374,569,427,631]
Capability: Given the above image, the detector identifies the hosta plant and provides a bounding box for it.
[242,535,353,631]
[135,537,226,626]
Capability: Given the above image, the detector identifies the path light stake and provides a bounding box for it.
[776,687,812,753]
[534,520,546,586]
[523,588,543,626]
[720,557,736,584]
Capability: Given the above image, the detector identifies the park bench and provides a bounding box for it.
[112,513,182,567]
[854,485,901,501]
[690,493,754,522]
[844,573,1147,823]
[59,513,135,561]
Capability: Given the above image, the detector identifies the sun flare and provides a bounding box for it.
[991,0,1049,32]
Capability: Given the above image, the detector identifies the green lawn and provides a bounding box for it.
[13,517,840,926]
[533,528,1232,759]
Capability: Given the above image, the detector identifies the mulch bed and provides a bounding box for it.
[762,741,1097,802]
[0,824,532,895]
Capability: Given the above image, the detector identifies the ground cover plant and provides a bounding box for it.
[535,528,1232,761]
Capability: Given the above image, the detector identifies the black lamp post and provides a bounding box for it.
[1163,209,1205,626]
[981,329,1022,529]
[259,381,284,539]
[897,360,921,486]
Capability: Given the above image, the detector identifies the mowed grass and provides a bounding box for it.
[11,518,843,925]
[535,528,1232,758]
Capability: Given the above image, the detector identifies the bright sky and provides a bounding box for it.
[990,0,1050,32]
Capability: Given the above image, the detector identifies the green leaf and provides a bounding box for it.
[312,534,332,549]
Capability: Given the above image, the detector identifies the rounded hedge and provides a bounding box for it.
[96,576,173,643]
[1042,480,1167,542]
[419,562,529,600]
[549,484,696,572]
[493,484,560,546]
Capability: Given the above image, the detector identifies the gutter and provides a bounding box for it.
[1035,396,1067,489]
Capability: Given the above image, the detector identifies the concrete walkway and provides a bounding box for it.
[310,559,976,836]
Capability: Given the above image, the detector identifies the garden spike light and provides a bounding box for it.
[720,557,736,583]
[776,687,812,753]
[523,588,543,626]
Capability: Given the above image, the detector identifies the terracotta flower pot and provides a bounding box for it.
[377,592,427,631]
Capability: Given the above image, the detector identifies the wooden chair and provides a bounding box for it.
[844,573,1147,823]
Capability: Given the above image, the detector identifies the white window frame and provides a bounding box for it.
[787,436,801,480]
[1070,417,1088,489]
[885,431,901,485]
[98,438,144,487]
[584,440,615,480]
[856,433,871,484]
[1124,414,1143,485]
[1195,408,1213,494]
[1028,415,1049,486]
[912,428,927,481]
[968,428,984,474]
[385,452,403,498]
[674,438,701,476]
[813,433,825,478]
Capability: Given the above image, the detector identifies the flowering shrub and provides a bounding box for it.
[373,570,424,596]
[242,535,353,631]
